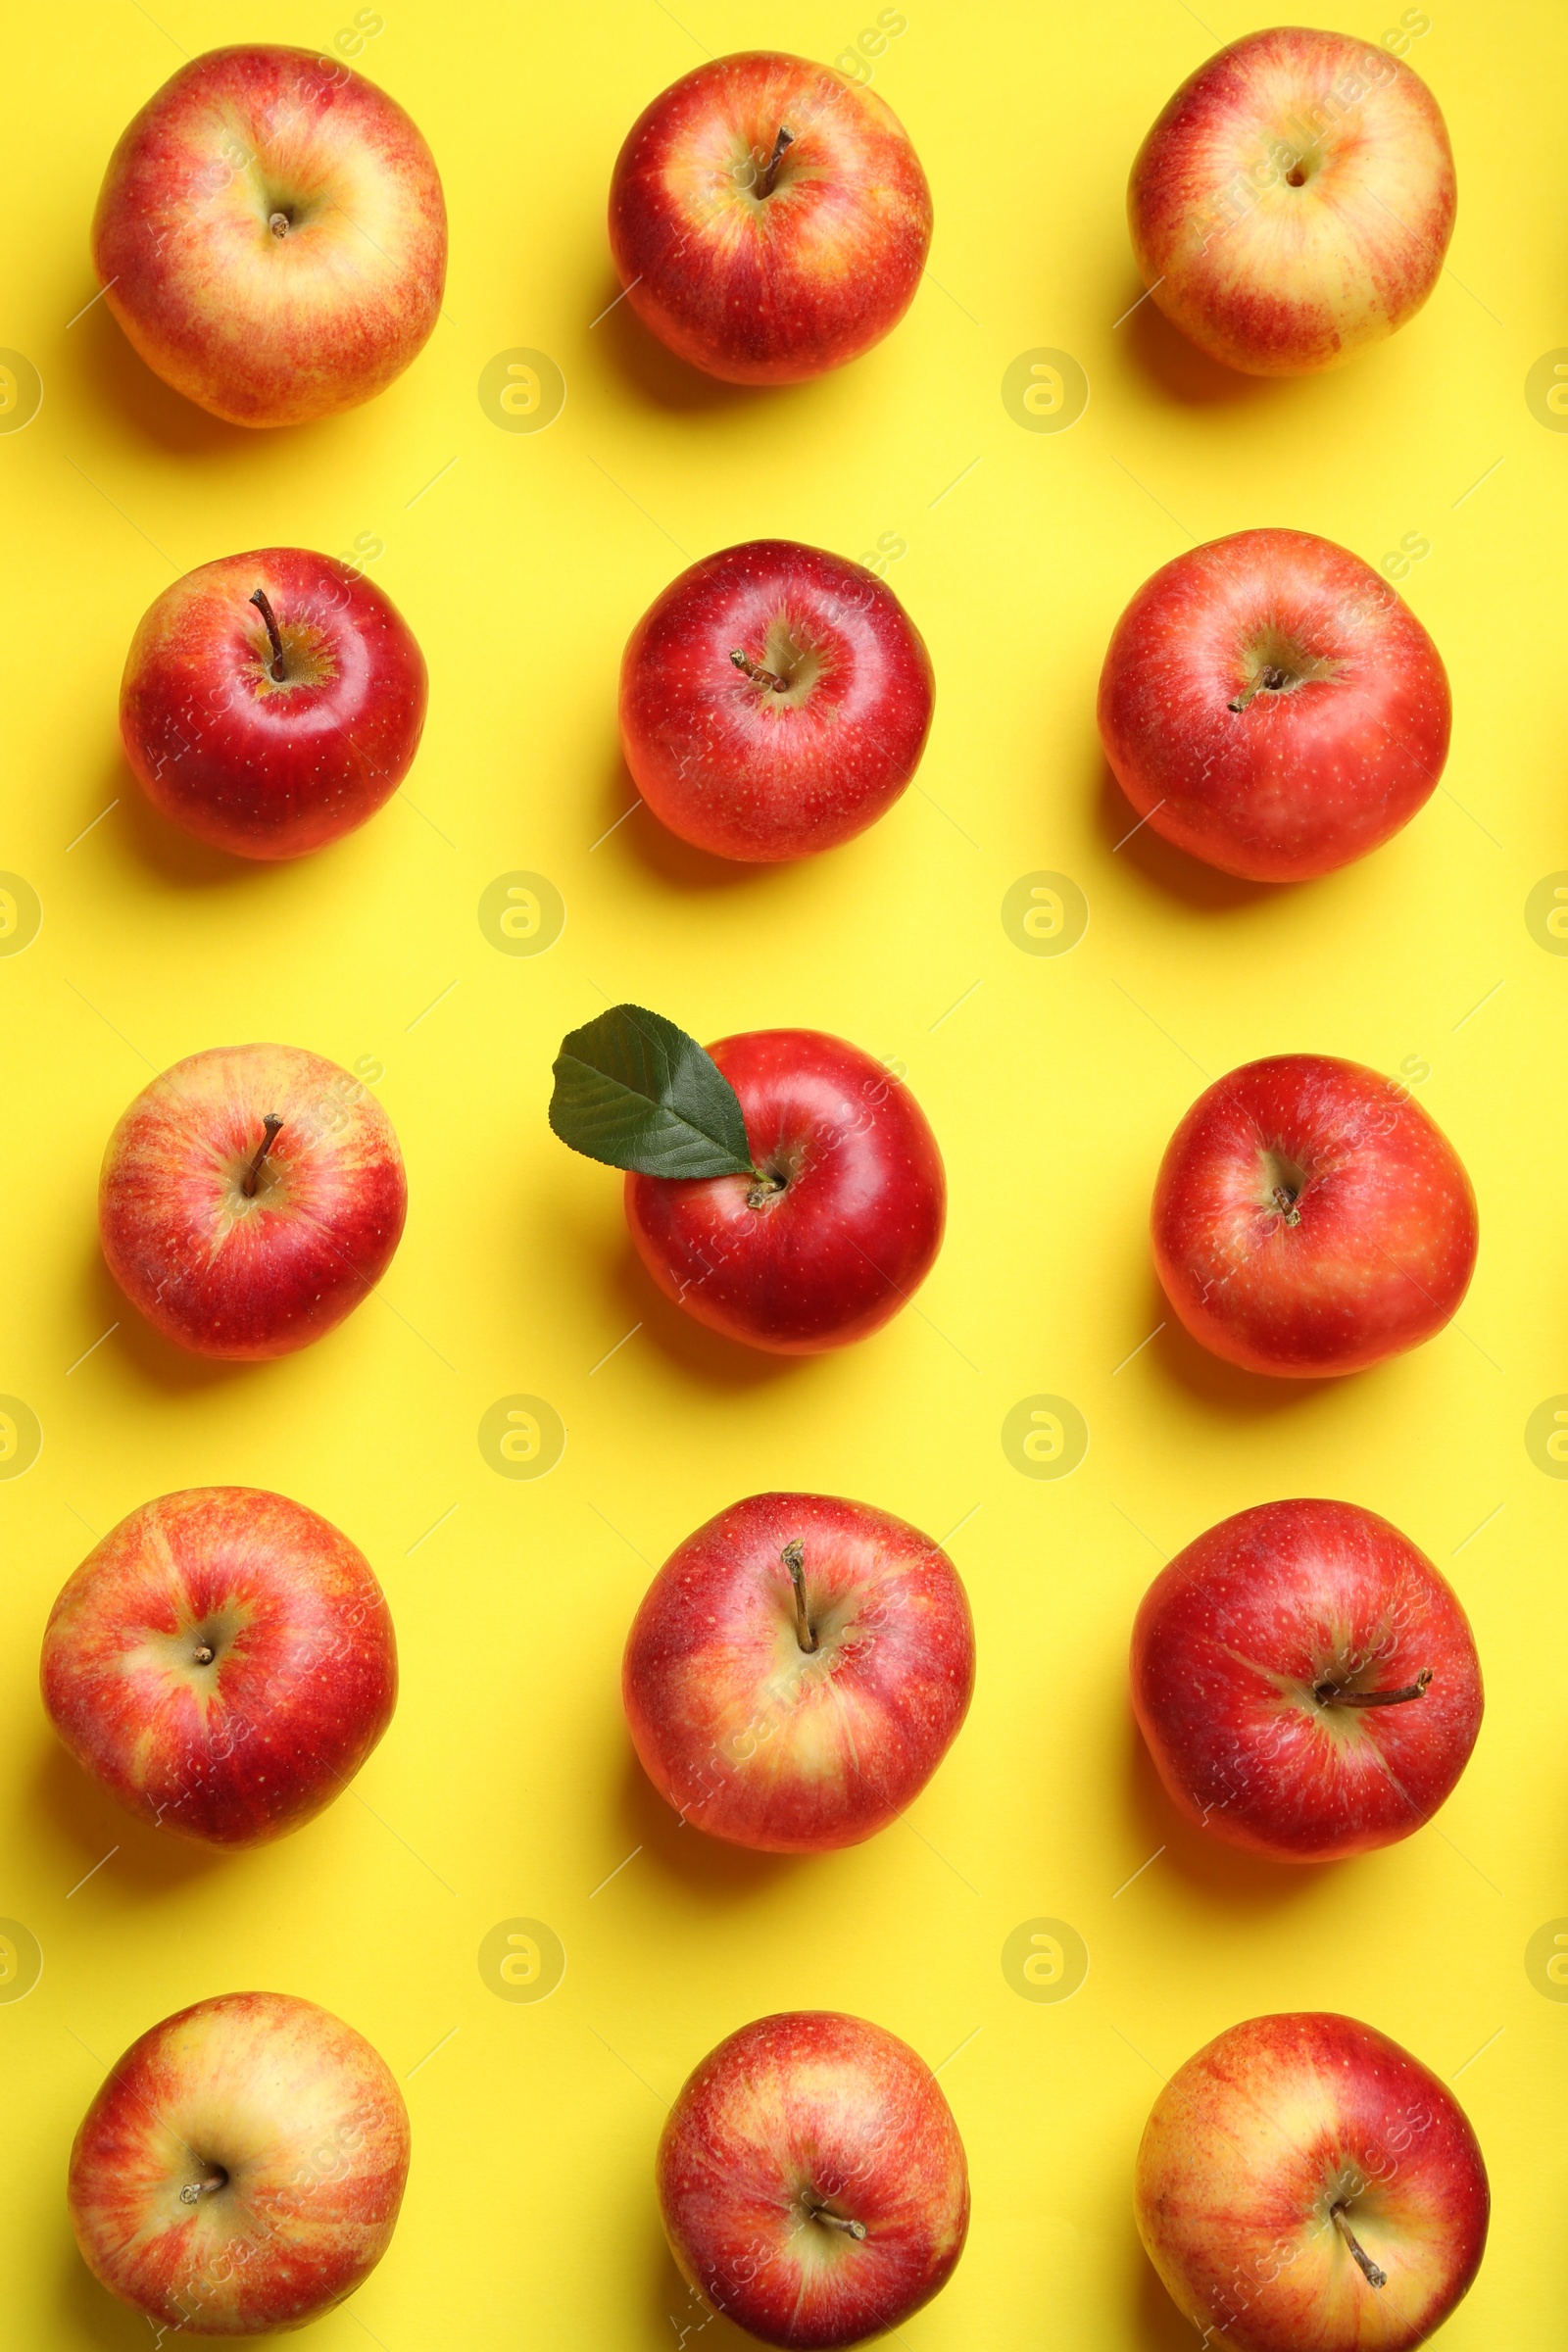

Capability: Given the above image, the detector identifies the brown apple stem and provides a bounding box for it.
[269,211,290,239]
[1316,1668,1433,1709]
[193,1642,215,1666]
[241,1113,284,1199]
[249,589,287,682]
[807,2201,865,2240]
[756,125,794,198]
[179,2171,228,2206]
[1331,2205,1387,2289]
[1228,665,1291,713]
[782,1540,816,1653]
[730,648,790,693]
[1272,1184,1302,1228]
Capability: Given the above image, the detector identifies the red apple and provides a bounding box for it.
[42,1487,396,1846]
[608,53,931,384]
[1128,29,1454,375]
[1098,530,1449,882]
[1131,1498,1482,1863]
[100,1044,407,1360]
[1152,1055,1477,1378]
[92,45,447,426]
[658,2011,968,2347]
[623,1492,973,1852]
[626,1030,945,1353]
[620,541,934,862]
[121,550,428,860]
[69,1989,410,2335]
[1136,2012,1489,2351]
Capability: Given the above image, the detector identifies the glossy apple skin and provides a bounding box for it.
[620,542,934,861]
[1129,29,1454,375]
[659,2011,968,2348]
[1136,2012,1488,2352]
[69,1990,410,2336]
[122,551,428,859]
[1131,1499,1482,1863]
[609,53,931,384]
[100,1044,407,1360]
[1099,531,1449,882]
[626,1030,945,1354]
[42,1488,396,1846]
[624,1493,974,1852]
[92,45,447,426]
[1152,1056,1477,1378]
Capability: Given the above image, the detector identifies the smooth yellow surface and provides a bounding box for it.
[0,2,1562,2343]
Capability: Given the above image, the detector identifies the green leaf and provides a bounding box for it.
[549,1004,756,1179]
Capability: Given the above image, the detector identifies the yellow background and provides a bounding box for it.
[0,0,1562,2342]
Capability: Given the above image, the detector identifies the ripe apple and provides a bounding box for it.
[620,540,934,862]
[1128,28,1455,374]
[92,45,447,426]
[1131,1498,1482,1863]
[608,53,931,384]
[42,1487,397,1846]
[623,1492,973,1852]
[1152,1055,1477,1378]
[659,2011,968,2347]
[69,1989,410,2336]
[121,550,428,860]
[1098,530,1449,882]
[626,1030,945,1352]
[1136,2011,1489,2351]
[100,1044,407,1360]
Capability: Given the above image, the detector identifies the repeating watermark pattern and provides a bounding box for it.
[478,1396,566,1480]
[1381,7,1431,55]
[0,1398,42,1482]
[1002,1396,1089,1481]
[1525,1920,1568,2000]
[832,6,908,85]
[1525,873,1568,953]
[0,1921,42,2004]
[1525,1396,1568,1477]
[1381,529,1431,582]
[478,349,567,434]
[0,352,42,434]
[1001,1917,1089,2003]
[478,1917,566,2003]
[0,873,41,956]
[1525,350,1568,431]
[858,528,908,578]
[1001,349,1090,434]
[331,6,384,56]
[478,871,566,956]
[1002,872,1089,956]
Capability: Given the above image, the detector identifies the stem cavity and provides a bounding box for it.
[1331,2204,1387,2289]
[783,1540,817,1654]
[1315,1667,1433,1710]
[249,589,286,682]
[757,125,795,199]
[240,1113,284,1200]
[1229,664,1292,714]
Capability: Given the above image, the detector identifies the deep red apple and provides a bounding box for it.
[608,52,931,384]
[620,541,934,861]
[100,1043,407,1359]
[121,549,428,859]
[1099,530,1449,881]
[93,45,447,426]
[658,2011,968,2348]
[1131,1498,1482,1863]
[42,1487,397,1846]
[626,1030,944,1352]
[1128,29,1455,375]
[69,1990,410,2335]
[1136,2012,1489,2351]
[623,1492,973,1852]
[1152,1055,1477,1377]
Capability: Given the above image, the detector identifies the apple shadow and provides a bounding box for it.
[644,2236,756,2351]
[1133,2243,1204,2349]
[591,276,779,418]
[1140,1278,1338,1424]
[1120,288,1288,414]
[85,746,284,897]
[1118,1712,1323,1921]
[612,1744,816,1910]
[53,2236,152,2351]
[598,1231,808,1397]
[1094,759,1280,915]
[74,1246,267,1400]
[596,740,789,898]
[30,1739,232,1902]
[66,298,264,465]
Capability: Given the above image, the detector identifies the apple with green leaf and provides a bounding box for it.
[549,1006,944,1353]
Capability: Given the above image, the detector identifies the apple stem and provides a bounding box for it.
[249,590,287,683]
[1272,1184,1302,1228]
[782,1540,817,1653]
[730,648,791,694]
[179,2171,228,2206]
[756,125,794,199]
[193,1643,215,1666]
[1316,1667,1433,1710]
[1228,664,1292,713]
[806,2199,865,2240]
[269,210,290,239]
[240,1113,284,1200]
[1331,2205,1387,2289]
